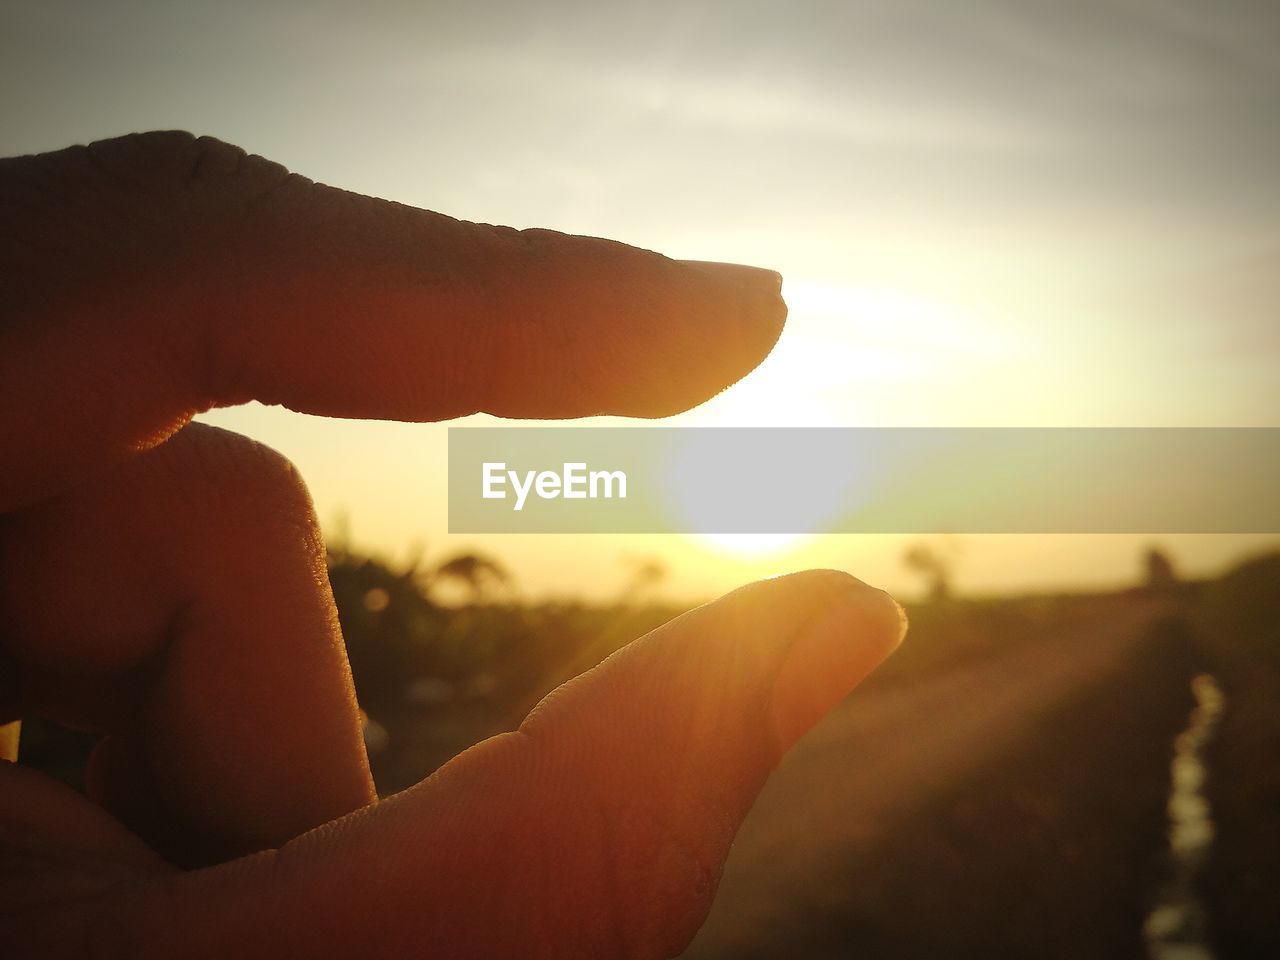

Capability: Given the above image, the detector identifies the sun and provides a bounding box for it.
[656,421,861,561]
[661,279,992,560]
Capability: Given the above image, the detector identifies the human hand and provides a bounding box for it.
[0,132,906,958]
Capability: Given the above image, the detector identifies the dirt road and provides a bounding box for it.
[682,595,1179,958]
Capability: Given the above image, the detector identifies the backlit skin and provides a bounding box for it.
[0,132,905,958]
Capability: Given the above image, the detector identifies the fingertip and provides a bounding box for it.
[680,259,788,375]
[767,572,906,750]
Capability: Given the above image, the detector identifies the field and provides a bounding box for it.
[16,547,1280,957]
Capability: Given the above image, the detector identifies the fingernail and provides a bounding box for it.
[769,577,907,749]
[681,260,788,365]
[681,259,784,296]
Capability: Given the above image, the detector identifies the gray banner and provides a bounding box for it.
[448,428,1280,534]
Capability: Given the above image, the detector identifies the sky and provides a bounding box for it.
[3,0,1278,599]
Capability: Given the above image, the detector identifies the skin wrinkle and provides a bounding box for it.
[190,136,247,183]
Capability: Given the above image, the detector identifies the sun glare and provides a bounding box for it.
[683,278,1013,435]
[672,279,1005,559]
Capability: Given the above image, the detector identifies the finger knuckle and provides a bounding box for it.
[84,130,201,188]
[73,131,300,203]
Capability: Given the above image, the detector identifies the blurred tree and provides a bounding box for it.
[1143,546,1179,592]
[903,540,957,602]
[617,554,668,605]
[425,552,512,603]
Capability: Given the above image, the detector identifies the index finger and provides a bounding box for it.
[0,132,786,510]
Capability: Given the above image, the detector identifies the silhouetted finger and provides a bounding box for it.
[84,571,904,959]
[0,132,786,510]
[0,423,375,865]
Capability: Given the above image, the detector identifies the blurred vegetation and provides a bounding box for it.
[901,537,961,602]
[326,538,683,793]
[1193,551,1280,957]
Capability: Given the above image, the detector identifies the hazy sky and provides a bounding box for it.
[4,0,1277,597]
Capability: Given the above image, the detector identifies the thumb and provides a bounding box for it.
[118,571,905,959]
